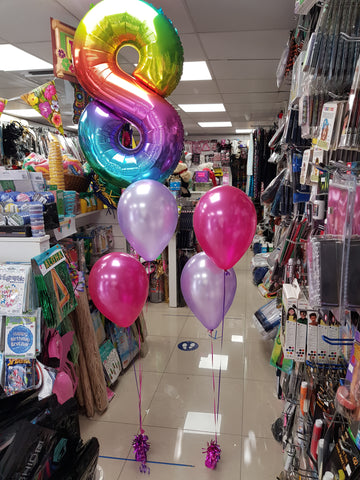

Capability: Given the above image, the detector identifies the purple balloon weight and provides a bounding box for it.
[118,179,178,261]
[180,252,237,331]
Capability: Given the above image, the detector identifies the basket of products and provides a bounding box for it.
[63,173,90,193]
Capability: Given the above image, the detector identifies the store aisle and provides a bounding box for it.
[80,251,283,479]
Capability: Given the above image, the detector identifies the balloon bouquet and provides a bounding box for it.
[73,0,183,473]
[181,186,257,468]
[73,0,257,473]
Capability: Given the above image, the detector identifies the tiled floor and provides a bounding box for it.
[80,251,284,479]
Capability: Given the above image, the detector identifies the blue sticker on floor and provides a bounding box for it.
[178,341,198,351]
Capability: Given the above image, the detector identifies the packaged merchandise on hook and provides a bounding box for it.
[251,2,360,477]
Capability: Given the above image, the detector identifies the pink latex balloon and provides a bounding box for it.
[89,252,148,328]
[193,186,257,270]
[180,252,237,331]
[117,179,178,261]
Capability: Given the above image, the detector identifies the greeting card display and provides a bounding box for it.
[32,245,77,328]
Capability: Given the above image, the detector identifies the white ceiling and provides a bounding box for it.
[0,0,295,135]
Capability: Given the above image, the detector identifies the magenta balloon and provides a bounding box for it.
[89,252,148,328]
[193,186,257,270]
[117,180,178,261]
[180,252,237,331]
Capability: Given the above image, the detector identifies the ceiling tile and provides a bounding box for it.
[14,42,53,64]
[217,78,287,94]
[170,93,223,104]
[182,112,231,122]
[210,59,279,80]
[185,0,294,33]
[200,30,289,60]
[222,92,289,104]
[0,72,41,90]
[181,34,206,61]
[174,80,219,95]
[0,0,78,44]
[225,102,284,113]
[54,0,100,21]
[147,0,195,33]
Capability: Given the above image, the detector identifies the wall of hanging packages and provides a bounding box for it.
[253,1,360,478]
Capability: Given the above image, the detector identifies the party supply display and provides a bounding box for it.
[73,0,184,188]
[117,179,178,261]
[21,81,64,135]
[180,252,237,331]
[194,186,257,270]
[31,245,77,328]
[88,252,148,328]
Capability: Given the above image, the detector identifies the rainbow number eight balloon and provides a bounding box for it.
[73,0,184,187]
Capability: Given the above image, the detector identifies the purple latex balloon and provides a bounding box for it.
[118,180,178,261]
[180,253,237,331]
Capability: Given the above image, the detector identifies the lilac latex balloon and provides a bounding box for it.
[180,253,237,331]
[117,180,178,261]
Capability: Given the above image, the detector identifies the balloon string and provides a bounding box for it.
[211,334,217,443]
[129,326,143,434]
[216,271,226,426]
[146,261,151,313]
[137,323,144,434]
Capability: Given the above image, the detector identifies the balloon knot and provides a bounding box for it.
[225,270,230,276]
[203,440,221,469]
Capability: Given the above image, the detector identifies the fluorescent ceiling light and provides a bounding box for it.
[0,44,53,71]
[66,125,79,130]
[198,121,232,128]
[181,61,211,81]
[235,129,253,134]
[179,103,225,113]
[6,109,41,118]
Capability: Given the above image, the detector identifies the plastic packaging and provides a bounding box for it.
[310,419,323,460]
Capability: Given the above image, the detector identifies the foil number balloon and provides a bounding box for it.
[73,0,184,188]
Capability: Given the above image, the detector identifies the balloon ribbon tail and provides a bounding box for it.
[203,439,221,469]
[132,433,150,474]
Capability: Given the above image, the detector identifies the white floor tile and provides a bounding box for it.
[181,314,245,341]
[243,339,275,381]
[141,335,178,373]
[91,371,163,424]
[241,435,283,480]
[165,336,244,379]
[80,416,134,456]
[144,309,188,336]
[242,379,283,439]
[144,373,243,435]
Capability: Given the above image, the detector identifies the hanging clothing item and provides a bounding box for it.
[230,150,247,191]
[247,132,254,176]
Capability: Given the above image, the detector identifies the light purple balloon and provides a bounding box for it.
[117,179,178,261]
[180,252,237,331]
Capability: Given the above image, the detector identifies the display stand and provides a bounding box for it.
[0,235,50,262]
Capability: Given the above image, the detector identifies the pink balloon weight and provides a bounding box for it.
[89,252,148,328]
[193,186,257,270]
[180,252,237,331]
[117,179,178,261]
